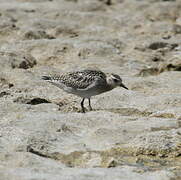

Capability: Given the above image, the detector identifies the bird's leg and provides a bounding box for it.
[81,98,85,113]
[88,98,93,111]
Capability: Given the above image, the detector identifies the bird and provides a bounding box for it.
[42,69,128,113]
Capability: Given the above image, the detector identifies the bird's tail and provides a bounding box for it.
[42,76,52,81]
[42,75,63,89]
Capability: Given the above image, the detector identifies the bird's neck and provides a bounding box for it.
[106,78,116,91]
[102,83,115,93]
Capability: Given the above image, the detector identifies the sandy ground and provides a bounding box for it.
[0,0,181,179]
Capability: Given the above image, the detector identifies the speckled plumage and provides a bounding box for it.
[42,69,128,113]
[45,70,107,89]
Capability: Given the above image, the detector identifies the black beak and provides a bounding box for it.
[120,83,128,90]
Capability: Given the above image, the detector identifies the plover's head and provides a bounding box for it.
[107,74,128,90]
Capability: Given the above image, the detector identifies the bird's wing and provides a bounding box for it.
[42,70,107,90]
[60,70,106,89]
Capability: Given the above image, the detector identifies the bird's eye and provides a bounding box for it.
[113,78,119,82]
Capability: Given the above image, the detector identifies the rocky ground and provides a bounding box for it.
[0,0,181,179]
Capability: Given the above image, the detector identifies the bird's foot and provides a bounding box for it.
[88,106,93,111]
